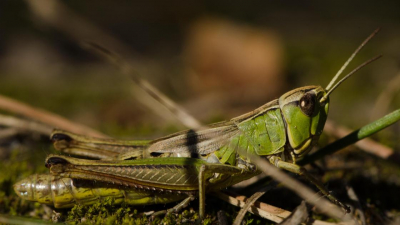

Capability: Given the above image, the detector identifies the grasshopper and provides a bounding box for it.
[14,29,381,220]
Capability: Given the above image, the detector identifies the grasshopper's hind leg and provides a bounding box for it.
[151,164,209,219]
[152,163,245,220]
[197,163,249,219]
[269,156,350,213]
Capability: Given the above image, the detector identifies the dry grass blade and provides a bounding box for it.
[279,201,308,225]
[213,192,342,224]
[83,42,203,129]
[212,191,291,223]
[0,95,107,138]
[248,155,356,223]
[232,185,273,225]
[346,185,366,225]
[312,221,349,225]
[0,114,53,135]
[0,128,20,139]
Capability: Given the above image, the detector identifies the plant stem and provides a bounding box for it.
[299,109,400,165]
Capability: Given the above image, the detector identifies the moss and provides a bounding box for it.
[0,146,49,218]
[64,197,213,225]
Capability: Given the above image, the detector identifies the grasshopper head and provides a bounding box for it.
[279,86,329,158]
[276,29,381,159]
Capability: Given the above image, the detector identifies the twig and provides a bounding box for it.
[0,95,107,138]
[232,173,268,189]
[248,155,355,223]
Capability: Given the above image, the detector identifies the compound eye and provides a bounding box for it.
[299,93,316,117]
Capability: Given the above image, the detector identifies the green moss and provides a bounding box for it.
[0,147,50,218]
[64,197,210,225]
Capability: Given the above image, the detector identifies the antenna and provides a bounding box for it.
[325,28,380,91]
[320,55,382,103]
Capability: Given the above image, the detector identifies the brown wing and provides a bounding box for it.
[51,130,150,160]
[147,121,239,156]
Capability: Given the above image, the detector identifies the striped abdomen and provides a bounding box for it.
[13,174,186,208]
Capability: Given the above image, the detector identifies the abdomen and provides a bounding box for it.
[14,174,186,208]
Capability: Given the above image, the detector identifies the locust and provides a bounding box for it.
[14,29,381,220]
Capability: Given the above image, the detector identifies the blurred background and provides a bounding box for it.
[1,1,400,139]
[1,1,400,223]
